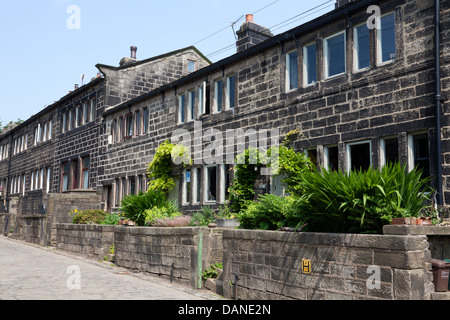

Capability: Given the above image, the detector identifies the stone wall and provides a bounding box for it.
[55,224,223,289]
[51,223,442,300]
[222,229,434,300]
[0,190,102,246]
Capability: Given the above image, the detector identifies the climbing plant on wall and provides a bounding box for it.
[146,140,191,193]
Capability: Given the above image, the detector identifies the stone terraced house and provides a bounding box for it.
[1,0,450,220]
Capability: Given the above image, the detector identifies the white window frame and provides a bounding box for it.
[376,11,396,66]
[346,140,372,173]
[353,23,371,72]
[407,131,428,173]
[286,50,298,92]
[214,79,223,113]
[380,135,398,168]
[324,31,347,79]
[188,90,195,122]
[182,169,191,206]
[226,75,236,110]
[192,167,201,205]
[198,83,205,116]
[303,43,317,87]
[178,94,186,124]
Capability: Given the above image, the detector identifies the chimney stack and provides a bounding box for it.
[236,14,273,53]
[120,46,139,67]
[130,46,137,59]
[335,0,355,8]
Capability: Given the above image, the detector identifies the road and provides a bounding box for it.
[0,236,223,300]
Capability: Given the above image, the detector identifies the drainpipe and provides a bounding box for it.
[435,0,444,208]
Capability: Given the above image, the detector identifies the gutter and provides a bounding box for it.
[435,0,444,207]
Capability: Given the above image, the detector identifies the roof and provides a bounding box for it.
[96,46,212,72]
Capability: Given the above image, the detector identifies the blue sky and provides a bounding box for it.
[0,0,334,125]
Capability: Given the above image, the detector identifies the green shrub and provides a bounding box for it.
[100,212,122,225]
[191,206,216,226]
[72,209,108,225]
[297,162,432,234]
[236,194,304,230]
[120,190,179,226]
[144,206,181,226]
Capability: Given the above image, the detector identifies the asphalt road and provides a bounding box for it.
[0,236,223,301]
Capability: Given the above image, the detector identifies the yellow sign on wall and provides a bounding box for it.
[302,259,312,274]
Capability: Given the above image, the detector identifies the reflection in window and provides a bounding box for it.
[355,24,370,70]
[326,32,346,78]
[379,13,396,63]
[304,43,317,85]
[286,51,298,90]
[347,141,371,172]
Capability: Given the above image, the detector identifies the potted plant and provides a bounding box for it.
[215,203,240,228]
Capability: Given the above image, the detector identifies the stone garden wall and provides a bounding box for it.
[222,229,435,300]
[55,224,223,289]
[52,223,442,300]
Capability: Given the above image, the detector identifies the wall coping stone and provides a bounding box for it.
[223,229,429,251]
[384,225,450,236]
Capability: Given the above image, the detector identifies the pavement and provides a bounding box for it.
[0,236,224,300]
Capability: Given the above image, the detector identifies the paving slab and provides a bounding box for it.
[0,236,223,300]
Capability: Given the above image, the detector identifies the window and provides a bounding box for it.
[71,159,79,190]
[82,157,90,189]
[182,169,191,205]
[408,133,430,180]
[135,110,141,136]
[325,31,346,78]
[226,75,236,109]
[40,168,44,189]
[68,110,74,131]
[214,80,223,113]
[380,136,399,167]
[23,174,26,196]
[112,119,117,143]
[199,82,211,115]
[62,112,67,133]
[124,113,133,138]
[90,98,96,121]
[354,23,370,70]
[324,145,339,172]
[286,51,298,91]
[76,105,82,127]
[129,176,136,195]
[305,148,319,170]
[115,179,120,207]
[188,90,196,121]
[179,94,186,124]
[118,117,124,141]
[303,43,317,85]
[346,140,372,172]
[192,167,201,204]
[143,108,149,134]
[31,171,35,191]
[188,60,196,73]
[46,168,51,193]
[205,165,217,202]
[378,12,396,64]
[83,102,89,124]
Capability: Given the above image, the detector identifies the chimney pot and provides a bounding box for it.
[74,84,79,90]
[246,14,253,22]
[130,46,137,59]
